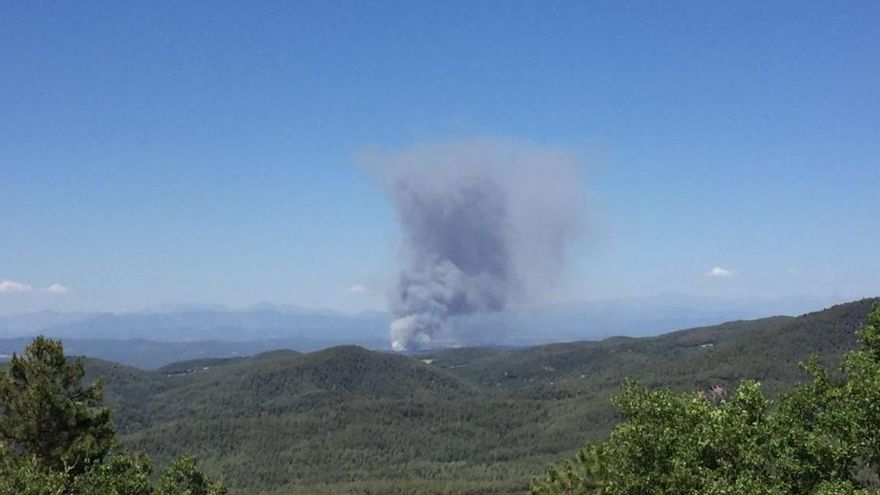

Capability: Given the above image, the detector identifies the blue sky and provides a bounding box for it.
[1,1,878,314]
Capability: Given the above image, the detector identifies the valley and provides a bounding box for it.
[80,299,876,494]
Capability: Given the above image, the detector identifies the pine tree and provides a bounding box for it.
[0,336,115,474]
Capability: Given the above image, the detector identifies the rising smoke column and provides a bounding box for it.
[365,139,583,351]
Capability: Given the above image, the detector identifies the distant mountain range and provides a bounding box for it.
[0,294,850,368]
[0,306,389,342]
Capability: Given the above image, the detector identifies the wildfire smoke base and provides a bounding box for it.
[360,138,584,351]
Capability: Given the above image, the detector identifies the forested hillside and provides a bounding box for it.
[81,299,876,494]
[531,301,880,494]
[0,338,227,495]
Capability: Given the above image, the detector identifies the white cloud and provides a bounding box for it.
[348,284,369,294]
[0,280,33,293]
[47,283,69,295]
[706,266,733,277]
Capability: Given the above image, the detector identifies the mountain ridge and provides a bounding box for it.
[68,297,878,494]
[0,294,853,369]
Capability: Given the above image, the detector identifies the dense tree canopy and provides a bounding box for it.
[2,300,875,494]
[61,298,874,493]
[531,303,880,495]
[0,336,115,473]
[0,337,225,495]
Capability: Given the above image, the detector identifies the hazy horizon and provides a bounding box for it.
[3,2,879,331]
[0,291,861,318]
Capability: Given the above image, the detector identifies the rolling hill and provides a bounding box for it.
[0,294,846,370]
[78,298,876,494]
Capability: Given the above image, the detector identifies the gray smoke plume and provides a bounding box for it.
[362,139,583,351]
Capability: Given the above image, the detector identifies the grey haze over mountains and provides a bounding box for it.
[0,305,390,369]
[8,305,390,343]
[0,294,847,369]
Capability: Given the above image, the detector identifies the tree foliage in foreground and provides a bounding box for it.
[0,336,226,495]
[532,303,880,495]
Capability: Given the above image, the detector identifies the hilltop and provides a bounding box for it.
[0,294,845,369]
[78,298,876,494]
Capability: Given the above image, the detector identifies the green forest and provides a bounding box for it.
[531,301,880,494]
[1,298,878,494]
[0,337,226,494]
